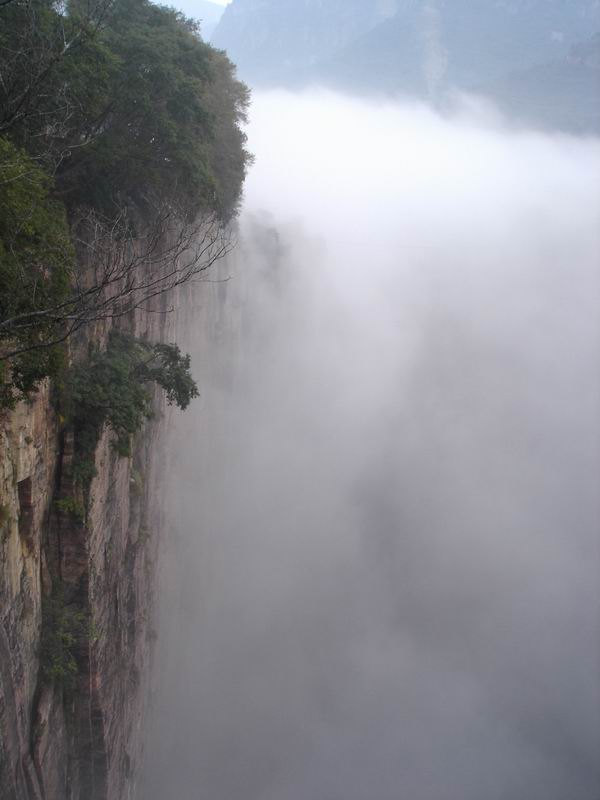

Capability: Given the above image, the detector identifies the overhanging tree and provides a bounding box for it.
[66,331,199,462]
[0,0,251,405]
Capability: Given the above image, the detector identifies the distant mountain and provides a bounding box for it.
[212,0,398,84]
[175,0,225,40]
[482,34,600,134]
[213,0,600,132]
[315,1,599,95]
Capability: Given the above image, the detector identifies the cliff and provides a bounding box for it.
[213,0,600,132]
[1,0,250,792]
[0,271,189,799]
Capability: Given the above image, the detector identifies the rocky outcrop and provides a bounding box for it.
[0,382,58,800]
[0,269,184,799]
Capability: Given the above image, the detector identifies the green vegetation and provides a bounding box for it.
[40,587,90,687]
[0,0,250,220]
[0,138,72,408]
[66,331,198,473]
[54,496,86,523]
[0,503,11,528]
[0,0,250,405]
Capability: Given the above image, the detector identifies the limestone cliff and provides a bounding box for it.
[0,270,189,799]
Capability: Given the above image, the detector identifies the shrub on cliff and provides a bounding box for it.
[0,0,251,402]
[40,588,90,687]
[0,137,73,407]
[66,331,199,468]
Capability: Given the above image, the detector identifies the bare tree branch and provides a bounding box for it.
[0,201,235,361]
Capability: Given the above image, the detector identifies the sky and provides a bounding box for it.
[141,90,600,800]
[165,0,230,37]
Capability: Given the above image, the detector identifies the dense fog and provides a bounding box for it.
[141,91,600,799]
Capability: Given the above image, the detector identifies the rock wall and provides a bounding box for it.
[0,382,59,800]
[0,244,190,799]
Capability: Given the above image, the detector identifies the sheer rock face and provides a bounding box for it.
[0,268,182,800]
[0,383,58,800]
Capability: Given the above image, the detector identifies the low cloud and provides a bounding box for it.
[141,90,600,800]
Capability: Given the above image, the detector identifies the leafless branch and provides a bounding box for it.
[0,202,234,361]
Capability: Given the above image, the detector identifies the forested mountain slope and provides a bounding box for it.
[0,0,250,405]
[177,0,225,39]
[214,0,600,132]
[212,0,397,84]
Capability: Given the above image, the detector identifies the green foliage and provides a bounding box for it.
[0,0,250,403]
[137,340,199,410]
[0,0,116,163]
[0,137,72,407]
[65,331,198,482]
[0,0,251,220]
[54,496,86,523]
[0,503,11,528]
[203,47,253,221]
[57,0,213,215]
[40,588,89,687]
[71,457,98,488]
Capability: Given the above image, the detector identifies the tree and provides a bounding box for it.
[0,0,251,220]
[0,0,251,405]
[66,331,199,463]
[0,136,73,406]
[0,200,231,376]
[135,340,199,410]
[0,0,116,173]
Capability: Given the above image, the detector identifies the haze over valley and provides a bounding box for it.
[142,88,600,799]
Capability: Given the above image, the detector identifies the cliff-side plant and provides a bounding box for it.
[54,497,86,523]
[40,588,89,688]
[0,137,72,408]
[65,331,198,486]
[0,0,251,404]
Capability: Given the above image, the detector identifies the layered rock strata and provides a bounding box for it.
[0,265,185,800]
